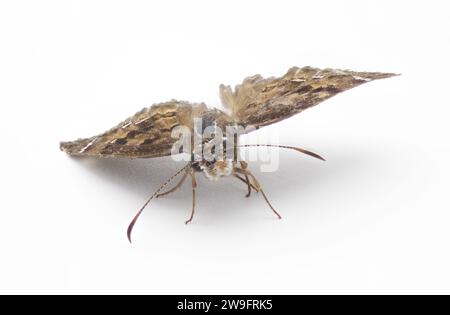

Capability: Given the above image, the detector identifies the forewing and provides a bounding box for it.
[220,66,397,129]
[60,100,207,158]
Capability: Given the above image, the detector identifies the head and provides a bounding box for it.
[191,159,235,181]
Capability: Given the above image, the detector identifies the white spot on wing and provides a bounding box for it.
[121,121,132,129]
[353,75,372,82]
[331,69,347,75]
[135,117,150,125]
[80,137,98,153]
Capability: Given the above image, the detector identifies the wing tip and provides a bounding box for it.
[371,72,401,80]
[349,71,400,84]
[59,141,73,154]
[59,138,94,156]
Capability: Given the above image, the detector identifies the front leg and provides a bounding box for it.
[234,174,258,196]
[239,161,252,197]
[234,167,282,220]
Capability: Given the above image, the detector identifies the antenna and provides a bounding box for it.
[238,144,326,161]
[127,164,190,243]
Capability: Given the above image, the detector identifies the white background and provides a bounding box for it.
[1,0,449,294]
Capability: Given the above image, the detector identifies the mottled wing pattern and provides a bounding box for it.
[220,66,397,129]
[60,100,208,158]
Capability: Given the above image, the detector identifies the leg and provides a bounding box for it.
[239,161,252,197]
[156,172,188,198]
[234,174,257,196]
[185,171,197,224]
[234,167,282,220]
[234,167,260,190]
[127,163,191,243]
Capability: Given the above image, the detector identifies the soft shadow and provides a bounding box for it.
[67,148,375,221]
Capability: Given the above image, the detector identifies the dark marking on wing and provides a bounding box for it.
[61,66,397,159]
[60,101,210,158]
[220,66,398,130]
[60,100,233,159]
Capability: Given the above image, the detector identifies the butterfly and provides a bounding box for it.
[60,66,397,242]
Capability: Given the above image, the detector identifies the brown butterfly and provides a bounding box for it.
[60,66,397,242]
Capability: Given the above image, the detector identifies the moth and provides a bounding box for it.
[60,66,397,242]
